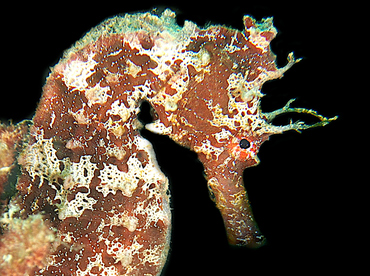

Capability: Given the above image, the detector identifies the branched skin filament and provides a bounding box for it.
[0,9,336,276]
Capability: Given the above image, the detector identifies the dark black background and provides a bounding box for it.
[1,2,357,275]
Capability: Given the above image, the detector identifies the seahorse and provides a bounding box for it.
[0,9,336,276]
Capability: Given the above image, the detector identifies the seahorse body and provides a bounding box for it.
[0,9,336,275]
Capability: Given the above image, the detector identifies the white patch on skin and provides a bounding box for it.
[84,85,111,107]
[206,101,269,134]
[107,99,131,122]
[224,31,241,53]
[61,54,97,91]
[109,211,139,232]
[97,157,141,197]
[193,139,224,160]
[69,106,90,124]
[58,190,97,220]
[59,231,74,243]
[67,155,97,189]
[65,138,83,150]
[226,71,264,104]
[245,17,276,53]
[97,135,169,199]
[246,29,270,52]
[104,118,127,138]
[133,136,168,188]
[129,80,153,106]
[104,99,132,138]
[21,135,62,184]
[133,135,171,228]
[104,236,143,269]
[105,144,127,160]
[145,119,172,135]
[50,112,56,128]
[213,128,233,143]
[124,59,142,77]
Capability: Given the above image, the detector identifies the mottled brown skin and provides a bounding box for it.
[15,34,171,275]
[1,10,335,275]
[148,24,278,247]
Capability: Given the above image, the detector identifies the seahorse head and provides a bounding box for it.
[145,15,335,247]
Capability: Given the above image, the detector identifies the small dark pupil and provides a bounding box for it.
[239,139,250,149]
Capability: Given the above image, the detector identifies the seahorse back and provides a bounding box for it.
[16,12,179,276]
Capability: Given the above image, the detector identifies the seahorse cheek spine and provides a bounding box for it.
[0,9,336,276]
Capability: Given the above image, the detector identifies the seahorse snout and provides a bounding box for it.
[204,163,265,248]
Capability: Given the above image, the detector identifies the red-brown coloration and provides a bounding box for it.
[0,9,336,275]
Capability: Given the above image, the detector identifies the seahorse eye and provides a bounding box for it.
[239,139,250,149]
